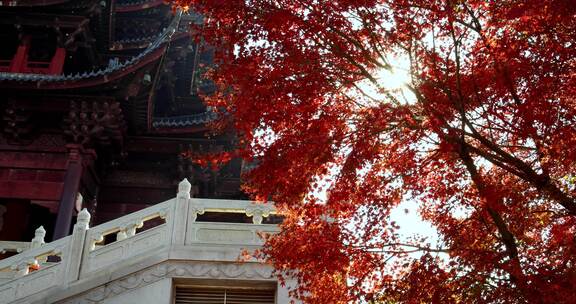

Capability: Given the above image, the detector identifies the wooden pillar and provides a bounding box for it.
[9,42,29,73]
[53,145,83,239]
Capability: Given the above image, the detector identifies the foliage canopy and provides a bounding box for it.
[175,1,576,303]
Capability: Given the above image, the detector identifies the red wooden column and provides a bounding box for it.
[53,145,84,239]
[9,38,30,73]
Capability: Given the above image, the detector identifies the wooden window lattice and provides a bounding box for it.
[175,287,276,304]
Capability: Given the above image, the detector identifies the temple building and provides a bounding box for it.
[0,0,244,242]
[0,1,294,303]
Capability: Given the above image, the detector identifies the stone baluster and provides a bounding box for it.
[172,178,191,245]
[116,229,127,241]
[30,226,46,249]
[89,234,104,251]
[65,208,90,284]
[125,219,144,238]
[245,205,272,224]
[189,205,205,223]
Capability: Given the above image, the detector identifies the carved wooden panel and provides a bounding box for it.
[64,100,126,147]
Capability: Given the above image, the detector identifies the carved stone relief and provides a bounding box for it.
[59,261,274,304]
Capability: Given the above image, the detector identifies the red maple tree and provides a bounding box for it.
[175,1,576,303]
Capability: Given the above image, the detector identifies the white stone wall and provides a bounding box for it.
[99,278,172,304]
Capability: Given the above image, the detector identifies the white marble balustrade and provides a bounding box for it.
[0,179,279,303]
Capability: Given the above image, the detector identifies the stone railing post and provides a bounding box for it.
[64,208,90,284]
[30,226,46,249]
[171,178,191,245]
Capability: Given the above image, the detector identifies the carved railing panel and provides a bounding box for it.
[185,198,278,246]
[80,199,175,276]
[189,222,279,246]
[0,235,68,302]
